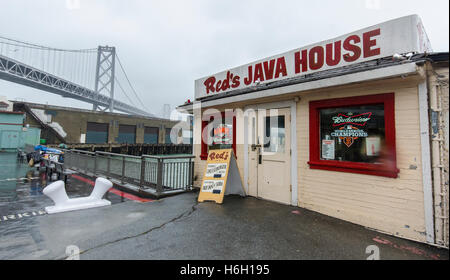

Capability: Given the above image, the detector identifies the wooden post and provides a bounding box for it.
[156,158,164,195]
[121,156,126,184]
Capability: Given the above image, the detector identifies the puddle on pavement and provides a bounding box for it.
[0,152,128,220]
[0,152,132,259]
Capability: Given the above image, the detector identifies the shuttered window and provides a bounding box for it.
[118,124,136,144]
[86,122,109,144]
[144,127,159,144]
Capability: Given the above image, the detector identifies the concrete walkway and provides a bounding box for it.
[0,191,447,260]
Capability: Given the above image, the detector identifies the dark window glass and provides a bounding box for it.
[86,122,109,144]
[319,104,385,163]
[263,116,286,153]
[209,117,233,150]
[144,127,159,144]
[118,125,136,144]
[165,128,172,144]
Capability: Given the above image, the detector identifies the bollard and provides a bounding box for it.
[43,178,112,214]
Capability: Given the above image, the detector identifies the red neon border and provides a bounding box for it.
[308,93,399,178]
[200,111,236,161]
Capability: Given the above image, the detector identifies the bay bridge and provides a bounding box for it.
[0,36,151,117]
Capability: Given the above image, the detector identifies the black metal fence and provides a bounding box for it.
[55,144,192,156]
[64,149,195,197]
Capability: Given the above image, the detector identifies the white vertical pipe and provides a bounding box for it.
[418,81,435,244]
[290,99,298,207]
[244,113,249,194]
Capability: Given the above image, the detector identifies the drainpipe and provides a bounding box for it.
[418,81,435,244]
[428,64,448,248]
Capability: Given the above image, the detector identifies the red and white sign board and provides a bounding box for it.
[195,15,432,99]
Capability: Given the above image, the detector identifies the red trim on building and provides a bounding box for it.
[308,93,399,178]
[0,110,24,115]
[0,123,23,126]
[200,119,209,160]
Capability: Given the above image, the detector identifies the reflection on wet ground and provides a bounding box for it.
[0,152,128,220]
[0,153,137,259]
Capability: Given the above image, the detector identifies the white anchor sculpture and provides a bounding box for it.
[43,178,112,214]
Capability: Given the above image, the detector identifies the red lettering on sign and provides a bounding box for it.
[203,30,382,94]
[275,57,287,78]
[326,41,341,66]
[309,46,324,70]
[294,49,308,74]
[244,57,288,85]
[231,76,240,88]
[204,72,242,94]
[209,152,215,161]
[244,66,253,85]
[263,59,276,80]
[363,28,381,58]
[204,77,216,94]
[215,80,222,92]
[254,63,265,82]
[208,151,229,161]
[343,35,361,62]
[221,72,231,91]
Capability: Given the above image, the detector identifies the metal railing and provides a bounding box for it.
[49,143,193,156]
[63,149,195,197]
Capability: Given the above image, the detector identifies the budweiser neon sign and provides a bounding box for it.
[332,112,372,127]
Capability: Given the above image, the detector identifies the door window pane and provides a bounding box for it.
[263,116,285,153]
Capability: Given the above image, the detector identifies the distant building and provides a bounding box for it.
[0,96,13,111]
[0,110,40,152]
[12,101,188,145]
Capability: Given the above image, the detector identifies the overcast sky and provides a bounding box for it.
[1,0,449,117]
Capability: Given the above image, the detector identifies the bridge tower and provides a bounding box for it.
[94,46,116,113]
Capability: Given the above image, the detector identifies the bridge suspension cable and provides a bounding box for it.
[0,35,97,52]
[0,34,151,116]
[0,35,98,90]
[115,54,149,112]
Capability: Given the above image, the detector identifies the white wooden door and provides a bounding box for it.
[248,108,291,205]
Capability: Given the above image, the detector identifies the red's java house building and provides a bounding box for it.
[179,15,449,247]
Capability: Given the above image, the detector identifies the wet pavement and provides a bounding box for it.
[0,153,128,216]
[0,152,448,260]
[0,193,448,259]
[0,152,130,259]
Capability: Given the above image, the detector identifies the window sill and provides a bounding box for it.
[308,160,399,178]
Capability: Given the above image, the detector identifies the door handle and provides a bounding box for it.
[251,144,262,151]
[258,154,262,165]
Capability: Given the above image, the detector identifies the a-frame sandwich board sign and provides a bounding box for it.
[198,149,246,204]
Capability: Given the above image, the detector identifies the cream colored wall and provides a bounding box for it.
[192,75,427,243]
[297,78,427,243]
